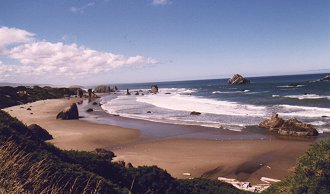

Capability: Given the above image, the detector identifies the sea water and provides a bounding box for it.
[100,73,330,133]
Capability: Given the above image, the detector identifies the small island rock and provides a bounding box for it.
[228,74,250,84]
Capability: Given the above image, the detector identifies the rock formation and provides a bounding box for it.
[258,114,284,131]
[151,85,158,94]
[56,103,79,120]
[278,118,318,136]
[320,75,330,81]
[77,88,84,98]
[259,114,318,136]
[228,74,250,84]
[28,124,53,141]
[94,85,111,93]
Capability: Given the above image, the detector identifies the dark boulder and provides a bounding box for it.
[92,102,98,105]
[259,114,285,132]
[126,89,131,95]
[56,103,79,120]
[28,124,53,141]
[278,118,318,136]
[151,85,158,94]
[228,74,250,84]
[190,111,202,115]
[86,108,93,112]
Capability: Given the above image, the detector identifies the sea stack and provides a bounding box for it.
[151,85,159,94]
[228,74,250,84]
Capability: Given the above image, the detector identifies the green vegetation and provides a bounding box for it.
[263,140,330,194]
[0,86,77,109]
[0,110,246,193]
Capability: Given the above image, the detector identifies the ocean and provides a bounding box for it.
[99,73,330,133]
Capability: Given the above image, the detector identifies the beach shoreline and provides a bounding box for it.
[3,97,322,184]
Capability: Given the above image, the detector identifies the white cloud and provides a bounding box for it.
[0,27,158,83]
[70,2,95,14]
[0,26,35,48]
[152,0,171,6]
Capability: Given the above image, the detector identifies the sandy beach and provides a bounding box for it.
[3,98,140,151]
[3,98,315,184]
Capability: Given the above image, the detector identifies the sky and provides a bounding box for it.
[0,0,329,85]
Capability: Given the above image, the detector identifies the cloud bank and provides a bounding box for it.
[0,26,157,83]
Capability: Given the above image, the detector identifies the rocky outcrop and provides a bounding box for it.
[56,103,79,120]
[94,85,111,93]
[259,115,318,136]
[77,88,84,98]
[320,75,330,81]
[278,118,318,136]
[28,124,53,141]
[228,74,250,84]
[258,114,285,132]
[151,85,158,94]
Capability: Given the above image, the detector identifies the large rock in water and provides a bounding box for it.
[259,114,285,131]
[228,74,250,84]
[151,85,158,94]
[278,118,318,136]
[320,75,330,81]
[56,103,79,120]
[28,124,53,141]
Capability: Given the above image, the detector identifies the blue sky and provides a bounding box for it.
[0,0,329,85]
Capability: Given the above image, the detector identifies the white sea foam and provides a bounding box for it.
[212,90,250,94]
[277,105,330,118]
[308,121,328,126]
[277,85,304,88]
[136,93,265,117]
[272,94,330,100]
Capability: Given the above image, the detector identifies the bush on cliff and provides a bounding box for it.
[263,140,330,194]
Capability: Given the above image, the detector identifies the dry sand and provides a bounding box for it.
[3,98,140,151]
[3,98,314,184]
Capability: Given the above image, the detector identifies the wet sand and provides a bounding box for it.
[3,98,318,184]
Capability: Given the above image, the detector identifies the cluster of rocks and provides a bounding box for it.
[259,114,318,136]
[228,74,250,85]
[94,85,118,93]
